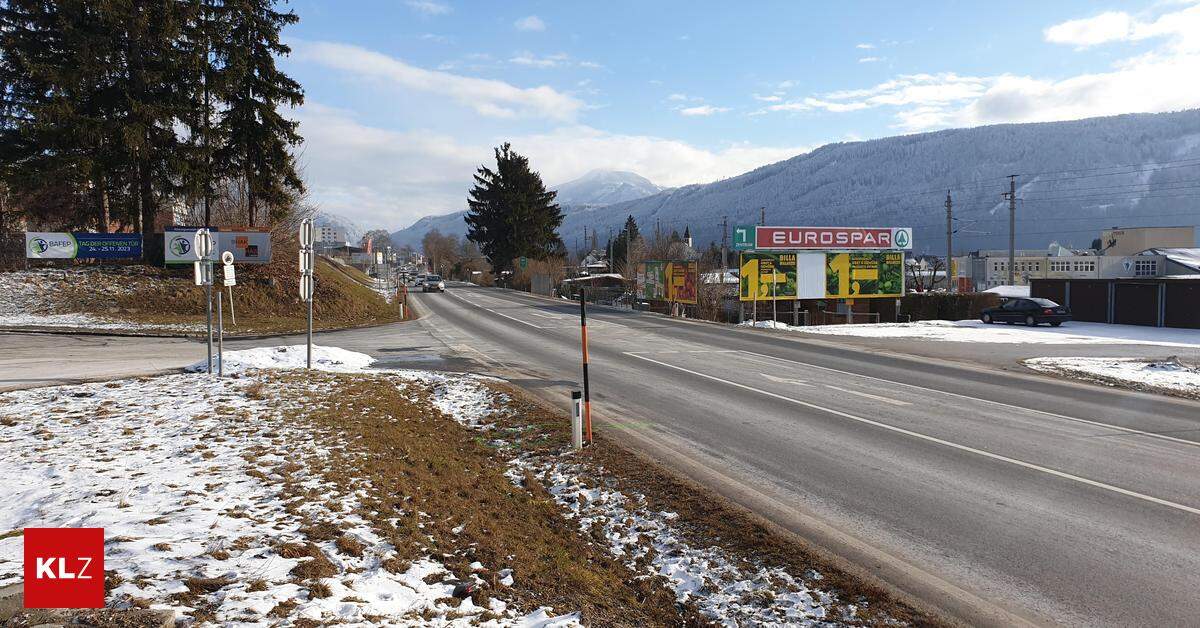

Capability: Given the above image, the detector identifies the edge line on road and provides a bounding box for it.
[624,351,1200,517]
[738,350,1200,449]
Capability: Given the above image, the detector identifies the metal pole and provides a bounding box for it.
[217,292,224,377]
[946,190,954,294]
[1007,175,1017,286]
[307,283,313,369]
[205,262,213,374]
[771,267,777,325]
[752,258,758,325]
[579,288,592,444]
[227,285,236,326]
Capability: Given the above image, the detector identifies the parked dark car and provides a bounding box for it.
[980,297,1071,326]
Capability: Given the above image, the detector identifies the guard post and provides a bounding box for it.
[570,391,583,450]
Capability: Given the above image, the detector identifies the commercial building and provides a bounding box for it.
[317,225,349,247]
[1099,226,1196,256]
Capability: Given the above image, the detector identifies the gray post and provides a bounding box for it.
[205,262,213,374]
[307,286,313,369]
[571,391,583,450]
[217,292,224,377]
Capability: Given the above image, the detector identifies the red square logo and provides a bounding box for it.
[23,528,105,609]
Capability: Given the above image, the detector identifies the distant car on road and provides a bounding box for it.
[415,274,427,287]
[980,298,1071,326]
[423,275,445,293]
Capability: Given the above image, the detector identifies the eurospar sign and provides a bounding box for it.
[753,226,912,250]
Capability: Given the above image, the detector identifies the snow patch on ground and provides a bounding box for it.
[0,349,574,626]
[1024,356,1200,395]
[188,344,377,374]
[0,269,202,333]
[748,319,1200,347]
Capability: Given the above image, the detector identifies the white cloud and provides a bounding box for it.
[758,3,1200,131]
[752,93,782,102]
[514,15,546,32]
[858,56,881,63]
[509,51,570,68]
[292,40,583,121]
[667,93,689,101]
[405,0,450,16]
[1044,11,1136,47]
[294,105,806,228]
[856,43,875,49]
[679,105,730,116]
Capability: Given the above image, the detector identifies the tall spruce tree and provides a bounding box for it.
[211,0,304,226]
[465,143,564,272]
[611,214,639,264]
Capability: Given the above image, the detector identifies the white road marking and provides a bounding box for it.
[446,290,544,329]
[824,384,911,406]
[625,351,1200,517]
[738,350,1200,449]
[760,373,813,387]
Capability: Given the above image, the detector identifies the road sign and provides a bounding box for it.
[222,263,236,287]
[298,248,314,272]
[300,273,314,301]
[519,256,528,270]
[193,260,212,286]
[194,229,214,259]
[299,219,315,248]
[732,225,755,250]
[221,251,234,265]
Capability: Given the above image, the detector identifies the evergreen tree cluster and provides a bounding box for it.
[465,143,565,273]
[0,0,304,233]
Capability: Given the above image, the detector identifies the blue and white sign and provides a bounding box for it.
[26,232,142,259]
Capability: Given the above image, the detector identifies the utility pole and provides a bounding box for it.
[719,215,729,271]
[202,0,212,228]
[945,190,953,294]
[760,207,766,226]
[1002,175,1018,285]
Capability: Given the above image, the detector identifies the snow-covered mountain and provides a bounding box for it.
[562,110,1200,255]
[390,169,662,248]
[554,170,663,207]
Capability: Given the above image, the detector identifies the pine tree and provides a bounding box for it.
[211,0,304,226]
[465,143,564,272]
[611,214,639,266]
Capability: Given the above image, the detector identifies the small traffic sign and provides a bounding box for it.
[194,229,214,259]
[300,273,314,301]
[298,248,314,272]
[519,256,528,270]
[222,263,236,287]
[733,225,755,251]
[221,251,234,265]
[299,219,315,248]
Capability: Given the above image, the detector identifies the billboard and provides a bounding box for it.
[739,252,825,301]
[26,232,142,259]
[637,261,666,300]
[668,260,698,304]
[165,227,271,264]
[826,251,905,299]
[637,260,697,303]
[756,226,912,250]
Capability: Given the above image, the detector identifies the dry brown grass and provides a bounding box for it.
[268,373,707,628]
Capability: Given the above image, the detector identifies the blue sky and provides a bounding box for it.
[278,0,1200,230]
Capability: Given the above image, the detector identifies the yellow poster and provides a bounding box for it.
[825,252,904,298]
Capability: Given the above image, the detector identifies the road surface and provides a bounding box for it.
[408,285,1200,627]
[3,285,1199,626]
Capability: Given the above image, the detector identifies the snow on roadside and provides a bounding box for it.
[745,318,1200,347]
[188,344,377,374]
[1023,356,1200,396]
[0,347,576,626]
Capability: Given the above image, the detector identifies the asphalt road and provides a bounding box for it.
[4,286,1200,626]
[406,285,1200,628]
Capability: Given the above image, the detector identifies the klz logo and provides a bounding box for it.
[24,528,104,608]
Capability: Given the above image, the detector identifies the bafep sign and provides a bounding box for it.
[755,226,912,250]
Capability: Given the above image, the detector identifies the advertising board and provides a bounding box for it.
[826,251,905,299]
[164,227,271,264]
[637,261,666,300]
[755,226,912,250]
[26,232,142,259]
[739,252,825,301]
[668,260,698,304]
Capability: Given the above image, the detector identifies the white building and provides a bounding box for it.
[317,225,349,247]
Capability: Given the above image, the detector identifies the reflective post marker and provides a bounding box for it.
[579,288,593,444]
[571,391,583,450]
